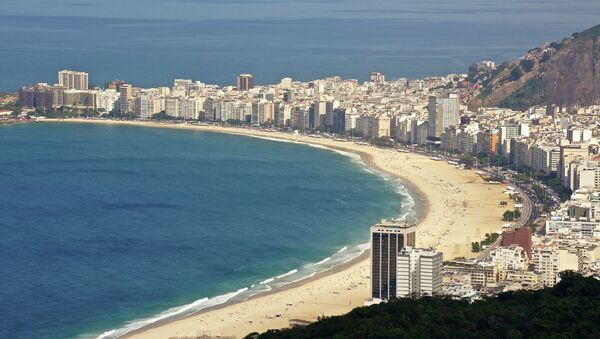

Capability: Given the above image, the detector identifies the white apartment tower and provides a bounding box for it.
[534,248,560,287]
[397,247,443,297]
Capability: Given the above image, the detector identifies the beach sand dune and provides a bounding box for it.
[45,120,509,339]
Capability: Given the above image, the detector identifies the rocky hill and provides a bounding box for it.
[470,24,600,111]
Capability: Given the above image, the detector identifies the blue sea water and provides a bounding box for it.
[0,123,408,338]
[1,0,600,91]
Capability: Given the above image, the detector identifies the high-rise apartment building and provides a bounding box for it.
[370,72,385,83]
[534,248,560,287]
[118,84,133,113]
[499,124,519,156]
[237,74,255,91]
[279,77,292,89]
[371,219,416,300]
[476,129,498,156]
[427,93,459,144]
[58,70,89,90]
[332,108,346,132]
[105,79,126,91]
[397,247,443,297]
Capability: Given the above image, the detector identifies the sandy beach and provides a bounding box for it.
[42,119,510,338]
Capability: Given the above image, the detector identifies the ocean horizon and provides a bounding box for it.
[2,0,600,91]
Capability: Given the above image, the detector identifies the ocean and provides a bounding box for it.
[2,1,600,337]
[0,122,411,338]
[2,0,600,91]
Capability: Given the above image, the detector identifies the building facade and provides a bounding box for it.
[371,220,417,300]
[397,247,443,297]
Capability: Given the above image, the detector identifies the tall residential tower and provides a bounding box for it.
[371,219,416,300]
[58,70,89,90]
[237,74,255,91]
[427,92,459,145]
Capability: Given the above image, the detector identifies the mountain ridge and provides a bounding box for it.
[469,24,600,111]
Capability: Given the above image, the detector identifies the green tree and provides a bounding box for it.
[503,210,515,221]
[520,59,535,72]
[471,242,480,252]
[249,274,600,339]
[510,66,524,81]
[514,209,522,219]
[460,154,476,168]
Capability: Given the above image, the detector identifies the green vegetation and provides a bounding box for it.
[542,176,572,202]
[459,154,475,168]
[520,59,535,72]
[527,221,538,233]
[510,66,523,81]
[248,273,600,339]
[476,154,508,168]
[0,101,21,117]
[471,233,500,253]
[482,232,500,246]
[541,51,552,63]
[576,23,600,40]
[531,183,556,212]
[477,86,492,98]
[226,119,245,126]
[32,107,78,119]
[373,137,395,148]
[151,111,178,120]
[498,76,545,111]
[503,209,522,221]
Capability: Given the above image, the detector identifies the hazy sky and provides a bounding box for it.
[4,0,600,22]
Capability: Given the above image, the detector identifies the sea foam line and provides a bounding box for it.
[259,277,275,284]
[316,257,332,265]
[93,133,416,339]
[93,240,374,339]
[276,269,298,279]
[95,289,247,339]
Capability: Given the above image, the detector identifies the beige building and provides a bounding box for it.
[58,70,89,90]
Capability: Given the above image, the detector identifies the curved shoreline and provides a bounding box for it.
[38,119,508,338]
[39,119,425,338]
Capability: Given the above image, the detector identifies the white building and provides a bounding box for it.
[546,219,600,238]
[344,112,358,131]
[491,245,528,271]
[95,89,119,113]
[165,97,179,117]
[397,247,443,297]
[533,248,560,287]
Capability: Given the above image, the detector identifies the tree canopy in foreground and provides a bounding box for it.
[246,272,600,339]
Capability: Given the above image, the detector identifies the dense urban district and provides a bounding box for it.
[3,25,600,314]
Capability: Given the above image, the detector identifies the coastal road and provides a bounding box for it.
[514,185,533,228]
[477,183,534,261]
